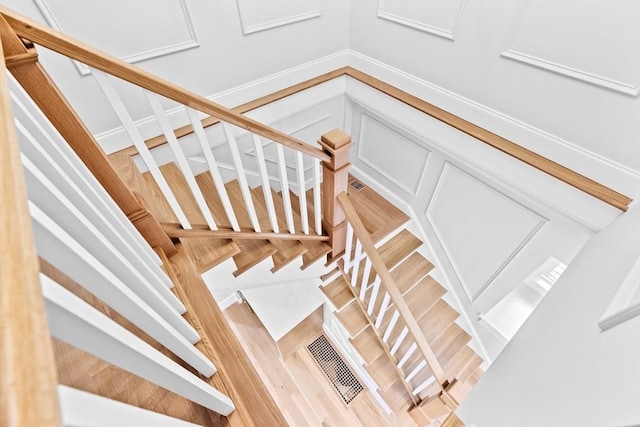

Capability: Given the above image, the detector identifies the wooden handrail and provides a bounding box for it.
[0,7,330,163]
[162,223,329,241]
[337,192,449,388]
[0,33,61,427]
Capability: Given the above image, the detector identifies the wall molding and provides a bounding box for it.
[236,0,321,35]
[35,0,199,76]
[357,112,430,197]
[501,0,640,97]
[426,162,547,303]
[377,0,466,41]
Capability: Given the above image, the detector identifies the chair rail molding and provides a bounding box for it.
[500,0,640,96]
[377,0,466,41]
[34,0,199,76]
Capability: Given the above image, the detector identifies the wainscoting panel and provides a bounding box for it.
[357,113,430,197]
[236,0,321,35]
[426,163,546,302]
[377,0,466,40]
[35,0,199,75]
[501,0,640,95]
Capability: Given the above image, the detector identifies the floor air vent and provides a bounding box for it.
[307,335,364,405]
[349,179,365,191]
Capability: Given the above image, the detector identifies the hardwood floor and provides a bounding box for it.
[225,302,418,427]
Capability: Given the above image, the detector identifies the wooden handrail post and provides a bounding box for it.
[0,16,176,256]
[319,129,353,258]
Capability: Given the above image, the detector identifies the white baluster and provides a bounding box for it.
[41,276,234,415]
[253,135,278,232]
[390,326,409,356]
[359,259,372,300]
[397,342,418,369]
[221,122,261,231]
[382,310,400,343]
[57,386,204,427]
[146,92,217,230]
[295,151,309,234]
[185,108,240,231]
[344,223,354,269]
[21,153,186,315]
[276,143,295,233]
[92,70,190,229]
[375,292,391,329]
[313,158,322,235]
[30,202,217,376]
[367,276,381,315]
[350,240,363,287]
[412,376,436,396]
[405,360,428,383]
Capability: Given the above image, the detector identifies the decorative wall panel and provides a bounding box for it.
[236,0,321,35]
[502,0,640,95]
[35,0,199,75]
[377,0,466,40]
[358,114,429,197]
[426,163,545,302]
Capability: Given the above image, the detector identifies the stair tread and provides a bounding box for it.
[416,300,460,343]
[442,345,481,383]
[379,229,423,271]
[335,299,368,337]
[391,252,435,295]
[225,180,278,276]
[250,187,308,272]
[405,276,447,320]
[287,190,332,268]
[157,165,239,269]
[349,325,385,365]
[320,275,354,311]
[379,378,413,413]
[364,353,400,391]
[431,323,471,364]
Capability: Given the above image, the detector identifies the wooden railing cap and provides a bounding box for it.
[320,129,352,151]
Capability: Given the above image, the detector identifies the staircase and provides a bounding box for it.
[319,191,483,425]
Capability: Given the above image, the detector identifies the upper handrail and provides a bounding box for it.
[0,7,330,163]
[337,192,449,389]
[0,34,61,427]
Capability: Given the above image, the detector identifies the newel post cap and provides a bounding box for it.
[319,129,352,153]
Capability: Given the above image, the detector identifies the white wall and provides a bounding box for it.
[457,205,640,427]
[1,0,350,151]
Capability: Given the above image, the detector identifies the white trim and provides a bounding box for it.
[357,112,430,197]
[500,0,640,97]
[425,162,547,302]
[377,0,466,41]
[599,257,640,331]
[35,0,199,76]
[236,0,321,35]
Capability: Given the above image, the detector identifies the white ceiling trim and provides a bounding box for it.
[34,0,199,76]
[377,0,466,41]
[501,0,640,97]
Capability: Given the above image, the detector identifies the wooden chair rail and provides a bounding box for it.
[162,223,329,241]
[336,192,448,389]
[0,35,61,427]
[0,7,330,163]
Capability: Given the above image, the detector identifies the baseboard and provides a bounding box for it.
[96,50,350,154]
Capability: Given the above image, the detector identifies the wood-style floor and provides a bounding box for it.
[225,302,418,427]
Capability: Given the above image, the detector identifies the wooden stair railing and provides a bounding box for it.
[336,192,460,411]
[0,7,354,265]
[0,32,61,427]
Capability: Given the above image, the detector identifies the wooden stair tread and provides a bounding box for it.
[320,276,354,311]
[431,324,471,364]
[405,276,447,320]
[391,253,435,295]
[225,180,278,276]
[159,165,240,270]
[287,190,332,268]
[250,187,308,272]
[441,412,464,427]
[378,229,423,271]
[364,353,400,392]
[346,175,410,244]
[349,325,385,365]
[380,379,413,413]
[335,299,368,337]
[417,300,460,343]
[442,345,480,383]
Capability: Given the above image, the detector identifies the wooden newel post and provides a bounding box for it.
[319,129,353,259]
